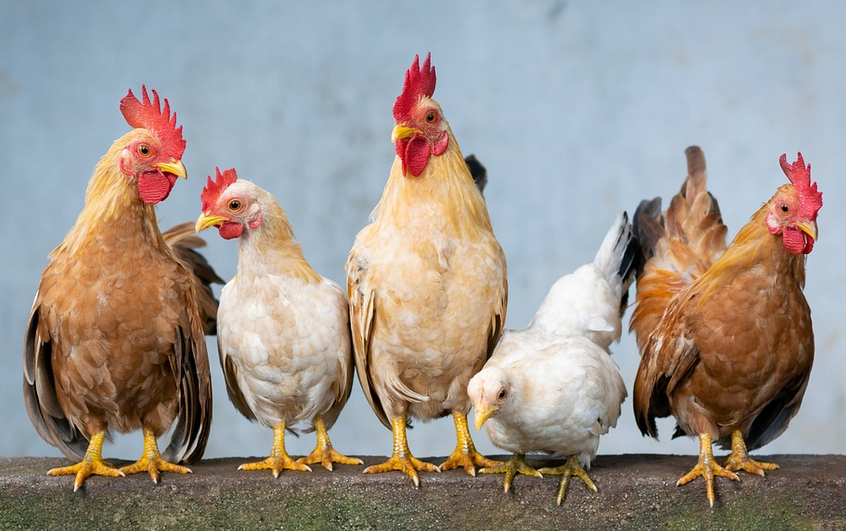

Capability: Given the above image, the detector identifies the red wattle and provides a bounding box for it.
[138,171,178,204]
[218,221,244,240]
[404,134,431,177]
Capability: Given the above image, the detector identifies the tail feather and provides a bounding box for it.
[593,211,640,315]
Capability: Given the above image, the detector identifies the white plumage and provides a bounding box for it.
[197,172,360,475]
[468,211,635,504]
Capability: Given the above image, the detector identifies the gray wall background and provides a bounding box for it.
[2,1,844,462]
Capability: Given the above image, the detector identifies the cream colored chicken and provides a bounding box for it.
[347,54,508,486]
[469,212,635,505]
[196,168,360,475]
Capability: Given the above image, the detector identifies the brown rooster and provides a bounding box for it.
[23,86,219,491]
[346,54,508,486]
[630,146,822,506]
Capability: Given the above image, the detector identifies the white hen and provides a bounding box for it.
[196,168,361,476]
[468,211,636,504]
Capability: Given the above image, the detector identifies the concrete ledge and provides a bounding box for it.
[1,455,844,530]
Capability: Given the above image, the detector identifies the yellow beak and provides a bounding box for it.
[195,212,228,233]
[795,219,819,241]
[155,159,188,180]
[474,406,496,431]
[391,124,421,143]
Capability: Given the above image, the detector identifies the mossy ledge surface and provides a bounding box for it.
[1,454,844,530]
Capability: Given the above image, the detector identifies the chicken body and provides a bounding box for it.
[630,146,821,506]
[197,171,359,475]
[469,212,633,504]
[347,54,507,485]
[23,88,215,491]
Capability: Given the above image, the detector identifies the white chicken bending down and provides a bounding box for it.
[196,168,361,476]
[468,211,636,505]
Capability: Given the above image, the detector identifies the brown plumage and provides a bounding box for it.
[630,146,821,506]
[23,87,220,491]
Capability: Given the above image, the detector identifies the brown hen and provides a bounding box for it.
[630,146,821,506]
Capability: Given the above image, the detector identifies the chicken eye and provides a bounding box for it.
[425,111,436,123]
[137,144,152,157]
[781,203,789,213]
[228,200,241,211]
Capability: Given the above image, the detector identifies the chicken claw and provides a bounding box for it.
[47,432,124,491]
[677,433,739,507]
[240,422,311,477]
[297,416,363,471]
[363,417,438,487]
[439,412,503,475]
[479,453,542,493]
[723,429,780,477]
[120,428,193,483]
[538,455,597,505]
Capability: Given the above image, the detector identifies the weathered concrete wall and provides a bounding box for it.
[1,455,843,530]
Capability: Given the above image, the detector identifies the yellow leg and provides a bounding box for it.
[538,455,597,506]
[239,422,311,477]
[297,415,363,471]
[677,433,740,507]
[439,412,503,476]
[120,428,192,483]
[363,416,439,487]
[47,431,124,492]
[723,429,780,477]
[479,453,542,494]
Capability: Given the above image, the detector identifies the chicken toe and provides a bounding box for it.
[479,453,542,494]
[439,412,503,475]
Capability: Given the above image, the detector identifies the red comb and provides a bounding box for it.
[201,167,239,211]
[779,152,823,221]
[392,53,436,124]
[120,85,186,159]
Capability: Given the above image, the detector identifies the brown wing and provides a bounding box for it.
[23,299,88,461]
[160,273,214,465]
[218,338,257,422]
[346,246,390,429]
[630,146,728,438]
[163,222,223,335]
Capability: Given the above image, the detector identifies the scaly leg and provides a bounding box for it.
[120,428,193,483]
[479,453,542,494]
[723,429,779,477]
[47,431,124,492]
[239,422,312,477]
[439,412,503,476]
[297,415,363,471]
[538,455,597,506]
[677,433,739,507]
[363,416,438,487]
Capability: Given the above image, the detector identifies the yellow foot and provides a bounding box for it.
[239,455,311,478]
[298,447,363,472]
[723,454,779,477]
[678,434,739,507]
[120,456,192,484]
[538,455,597,506]
[479,453,542,494]
[48,459,124,492]
[440,411,503,476]
[363,455,439,488]
[440,448,503,477]
[120,428,192,484]
[296,415,363,471]
[47,431,123,491]
[723,429,779,477]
